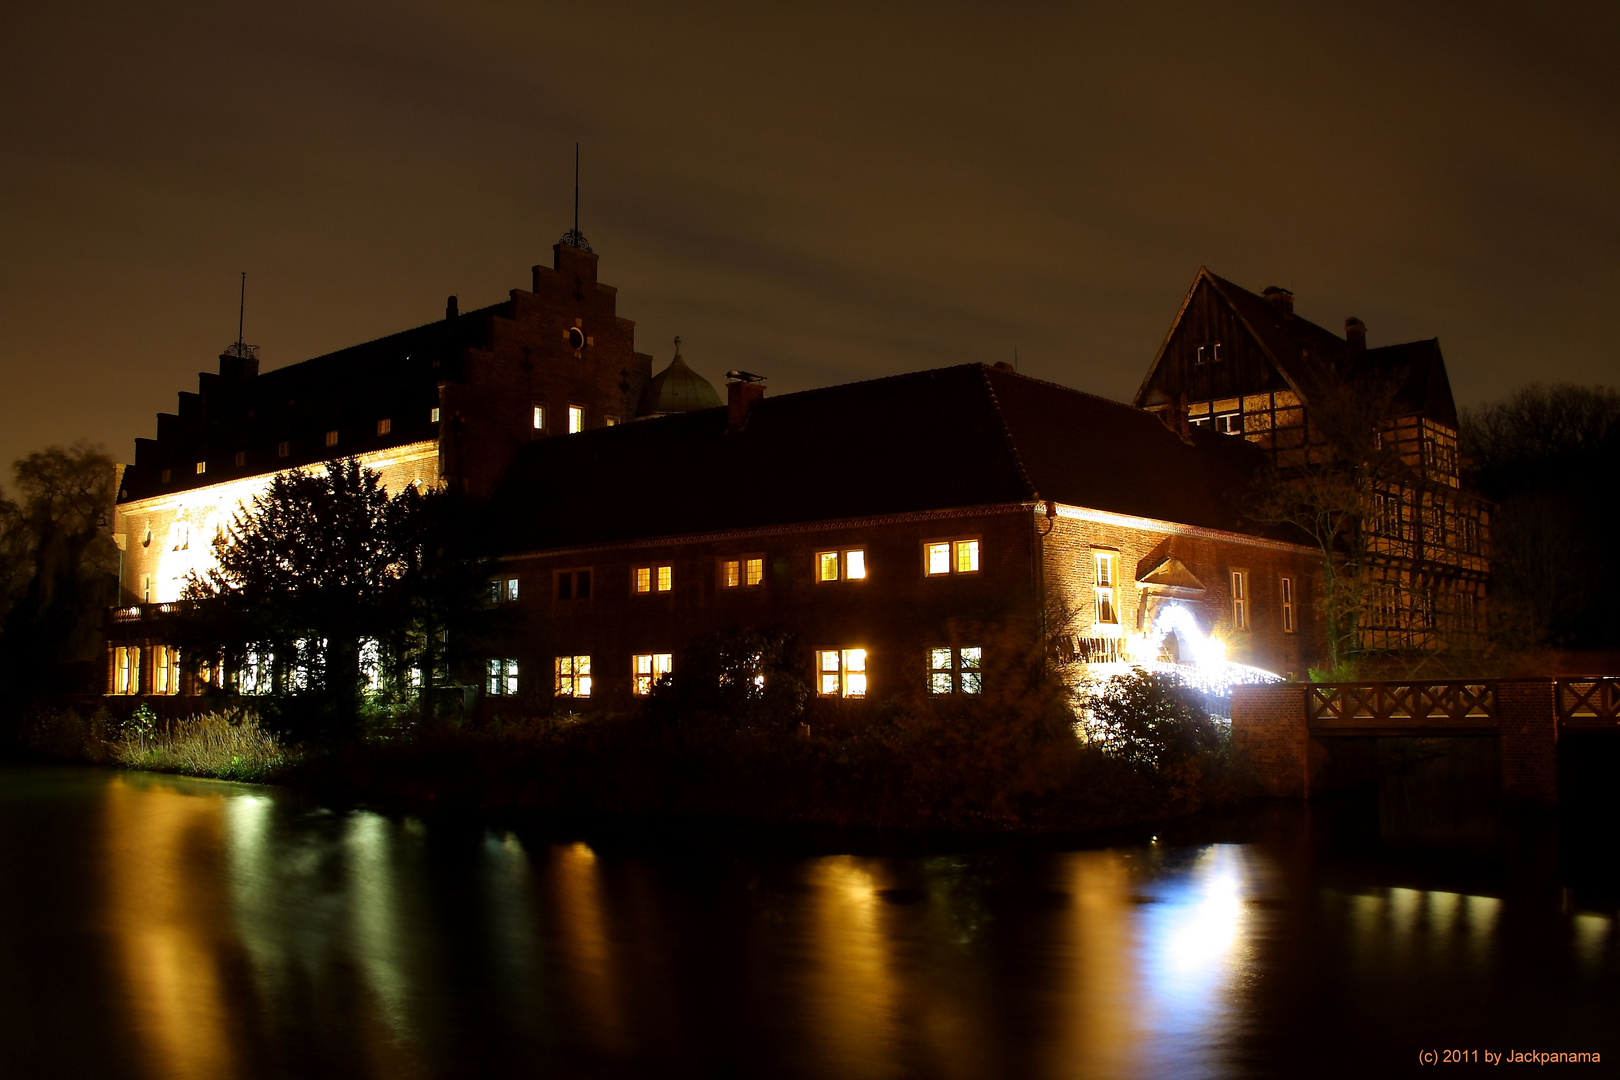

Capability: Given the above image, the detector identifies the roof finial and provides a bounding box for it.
[560,143,592,251]
[237,271,246,353]
[674,335,681,357]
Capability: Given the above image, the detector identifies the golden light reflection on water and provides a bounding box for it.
[551,840,629,1051]
[804,856,898,1076]
[102,775,235,1080]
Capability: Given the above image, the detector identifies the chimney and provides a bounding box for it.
[725,371,766,432]
[1262,285,1295,316]
[445,295,458,321]
[1345,316,1367,353]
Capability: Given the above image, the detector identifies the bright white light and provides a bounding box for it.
[1085,601,1283,695]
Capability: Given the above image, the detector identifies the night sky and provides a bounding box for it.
[2,1,1616,478]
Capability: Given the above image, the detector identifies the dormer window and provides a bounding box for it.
[325,430,339,447]
[377,418,391,436]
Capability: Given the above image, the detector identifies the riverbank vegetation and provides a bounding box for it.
[20,704,288,783]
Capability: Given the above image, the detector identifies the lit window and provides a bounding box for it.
[634,565,673,593]
[721,556,764,589]
[325,430,339,447]
[486,658,519,696]
[160,469,171,484]
[277,441,290,458]
[1280,576,1295,633]
[633,653,672,695]
[816,549,867,582]
[604,416,619,426]
[555,655,592,697]
[533,405,545,430]
[556,569,592,600]
[234,451,245,467]
[113,646,140,695]
[1232,570,1249,629]
[505,577,519,603]
[925,539,980,576]
[153,647,178,696]
[928,646,982,695]
[377,418,391,436]
[430,407,440,423]
[568,406,584,434]
[817,648,867,698]
[1094,552,1119,624]
[195,461,206,475]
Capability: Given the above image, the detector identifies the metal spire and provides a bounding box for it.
[561,143,592,251]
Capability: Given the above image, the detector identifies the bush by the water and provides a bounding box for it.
[1079,669,1231,802]
[23,705,289,782]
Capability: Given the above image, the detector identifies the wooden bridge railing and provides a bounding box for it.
[1307,680,1498,730]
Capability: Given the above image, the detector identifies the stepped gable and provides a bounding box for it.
[491,363,1272,553]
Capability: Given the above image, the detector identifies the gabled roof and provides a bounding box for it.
[1135,267,1459,427]
[489,363,1274,553]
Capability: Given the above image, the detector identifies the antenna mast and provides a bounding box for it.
[561,144,593,251]
[237,272,246,352]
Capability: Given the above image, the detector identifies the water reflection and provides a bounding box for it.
[0,767,1610,1079]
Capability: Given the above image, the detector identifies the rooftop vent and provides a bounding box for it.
[1262,285,1295,316]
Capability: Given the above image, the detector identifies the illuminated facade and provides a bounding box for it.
[107,238,656,694]
[108,254,1353,707]
[1134,269,1489,654]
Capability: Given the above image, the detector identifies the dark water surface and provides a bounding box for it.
[1,764,1617,1079]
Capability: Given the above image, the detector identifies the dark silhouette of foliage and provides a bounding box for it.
[1080,668,1222,772]
[0,442,119,702]
[646,626,809,731]
[1460,384,1620,649]
[179,460,401,737]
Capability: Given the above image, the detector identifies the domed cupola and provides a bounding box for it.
[637,338,723,416]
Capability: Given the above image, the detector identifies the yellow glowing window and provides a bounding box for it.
[431,407,440,423]
[926,539,980,576]
[555,655,591,697]
[1231,570,1249,629]
[377,418,391,436]
[195,461,206,475]
[817,648,867,698]
[928,646,982,695]
[636,566,651,593]
[817,549,867,583]
[1094,552,1118,625]
[722,556,764,588]
[113,646,140,695]
[325,430,339,447]
[605,416,619,426]
[633,653,672,695]
[634,565,673,594]
[568,406,584,434]
[487,658,518,696]
[533,405,545,430]
[746,558,763,587]
[723,560,740,588]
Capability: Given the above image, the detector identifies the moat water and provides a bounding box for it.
[1,754,1617,1079]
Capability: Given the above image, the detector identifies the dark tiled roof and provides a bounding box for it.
[1352,339,1458,428]
[490,364,1271,553]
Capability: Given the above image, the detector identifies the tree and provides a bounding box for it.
[180,459,400,736]
[0,442,119,698]
[1079,667,1221,771]
[1248,368,1405,673]
[1460,383,1620,648]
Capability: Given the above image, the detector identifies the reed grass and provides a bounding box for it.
[113,711,289,782]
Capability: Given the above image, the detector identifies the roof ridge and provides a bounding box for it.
[974,365,1039,501]
[254,301,507,378]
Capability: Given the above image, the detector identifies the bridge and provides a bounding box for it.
[1231,678,1620,805]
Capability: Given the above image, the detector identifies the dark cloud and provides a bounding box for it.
[1,0,1616,476]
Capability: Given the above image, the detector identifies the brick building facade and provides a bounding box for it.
[106,250,1421,708]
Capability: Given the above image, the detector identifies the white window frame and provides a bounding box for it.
[1231,570,1249,629]
[816,648,867,698]
[632,653,672,695]
[1094,551,1119,625]
[533,405,546,431]
[567,405,584,434]
[816,548,867,583]
[923,538,980,577]
[487,658,519,696]
[555,655,592,698]
[927,646,982,695]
